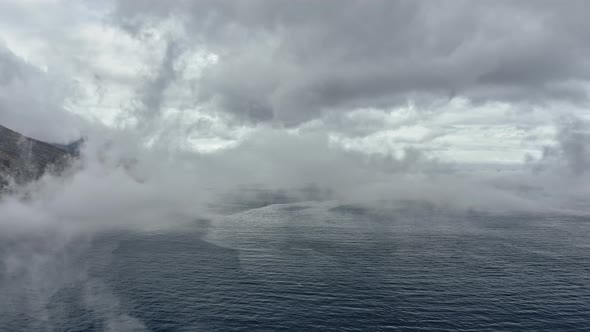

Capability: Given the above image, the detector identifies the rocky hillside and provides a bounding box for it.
[0,124,78,188]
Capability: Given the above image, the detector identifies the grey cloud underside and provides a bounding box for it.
[114,0,590,124]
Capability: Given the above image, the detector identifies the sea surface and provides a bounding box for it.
[1,202,589,331]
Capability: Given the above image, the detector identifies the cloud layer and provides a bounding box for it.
[113,0,590,124]
[0,0,590,228]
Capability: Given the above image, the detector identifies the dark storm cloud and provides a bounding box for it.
[113,0,590,124]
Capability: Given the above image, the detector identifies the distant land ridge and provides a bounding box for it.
[0,124,80,188]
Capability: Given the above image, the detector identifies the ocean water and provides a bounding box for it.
[1,202,589,331]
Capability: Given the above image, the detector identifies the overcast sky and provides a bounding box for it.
[1,0,590,231]
[0,0,589,166]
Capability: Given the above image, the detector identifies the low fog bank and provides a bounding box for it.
[1,118,589,238]
[2,125,587,330]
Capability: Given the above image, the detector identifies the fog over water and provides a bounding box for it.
[1,1,590,330]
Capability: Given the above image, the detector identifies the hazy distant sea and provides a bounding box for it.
[1,201,589,331]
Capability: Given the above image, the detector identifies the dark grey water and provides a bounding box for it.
[1,202,589,331]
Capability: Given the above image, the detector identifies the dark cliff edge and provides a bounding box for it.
[0,124,80,190]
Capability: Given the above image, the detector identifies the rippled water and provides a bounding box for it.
[1,202,589,331]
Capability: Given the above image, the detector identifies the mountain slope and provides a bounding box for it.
[0,124,77,187]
